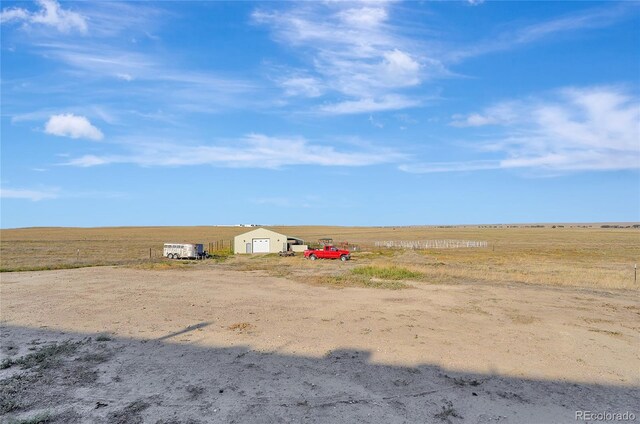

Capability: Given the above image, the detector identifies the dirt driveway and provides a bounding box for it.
[1,266,638,423]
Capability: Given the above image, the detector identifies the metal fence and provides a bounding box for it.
[374,240,488,249]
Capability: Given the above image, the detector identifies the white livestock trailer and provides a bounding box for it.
[163,243,204,259]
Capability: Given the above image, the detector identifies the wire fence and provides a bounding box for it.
[374,240,488,249]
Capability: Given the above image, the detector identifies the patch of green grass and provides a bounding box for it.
[361,279,408,290]
[352,265,423,280]
[310,275,408,290]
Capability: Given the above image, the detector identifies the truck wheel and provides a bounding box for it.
[310,254,317,261]
[340,255,348,261]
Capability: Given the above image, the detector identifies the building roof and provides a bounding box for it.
[234,227,287,239]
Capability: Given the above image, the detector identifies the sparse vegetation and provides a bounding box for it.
[309,274,409,290]
[0,263,97,273]
[352,265,423,280]
[1,225,638,289]
[108,400,150,424]
[1,340,84,370]
[125,260,200,271]
[228,322,254,332]
[185,385,206,399]
[95,333,112,342]
[7,412,53,424]
[434,400,462,422]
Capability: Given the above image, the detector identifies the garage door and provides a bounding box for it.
[252,238,270,253]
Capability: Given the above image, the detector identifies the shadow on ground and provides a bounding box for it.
[1,324,637,424]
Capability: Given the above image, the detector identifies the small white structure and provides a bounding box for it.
[291,244,308,253]
[233,228,287,254]
[164,243,203,259]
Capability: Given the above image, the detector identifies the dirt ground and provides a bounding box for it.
[1,265,638,423]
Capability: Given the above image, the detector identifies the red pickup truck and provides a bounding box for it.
[304,245,351,261]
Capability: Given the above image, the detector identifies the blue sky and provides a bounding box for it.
[1,0,639,228]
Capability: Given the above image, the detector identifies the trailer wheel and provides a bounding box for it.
[310,254,317,261]
[169,253,175,259]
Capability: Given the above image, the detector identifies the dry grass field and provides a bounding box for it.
[1,225,639,423]
[1,225,638,289]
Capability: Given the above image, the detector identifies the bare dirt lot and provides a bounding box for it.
[1,263,638,423]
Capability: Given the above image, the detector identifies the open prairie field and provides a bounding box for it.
[1,225,638,289]
[1,225,639,423]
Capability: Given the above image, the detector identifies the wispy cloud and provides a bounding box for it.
[368,115,384,129]
[253,2,440,114]
[0,0,87,34]
[0,186,60,201]
[278,75,325,98]
[44,114,103,140]
[319,95,421,115]
[28,42,256,108]
[448,3,638,62]
[450,101,519,127]
[0,186,126,202]
[75,1,166,38]
[63,133,406,169]
[402,86,640,173]
[254,2,635,115]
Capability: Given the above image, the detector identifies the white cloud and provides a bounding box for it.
[400,160,499,174]
[368,115,384,129]
[337,6,388,28]
[45,114,104,140]
[406,86,640,173]
[280,76,324,98]
[29,43,255,112]
[381,49,421,87]
[116,73,133,82]
[319,95,420,115]
[63,133,406,169]
[66,155,109,167]
[253,3,435,113]
[1,8,29,22]
[450,102,519,127]
[449,3,637,62]
[0,187,59,201]
[0,0,87,33]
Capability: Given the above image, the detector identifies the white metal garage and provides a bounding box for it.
[233,228,287,254]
